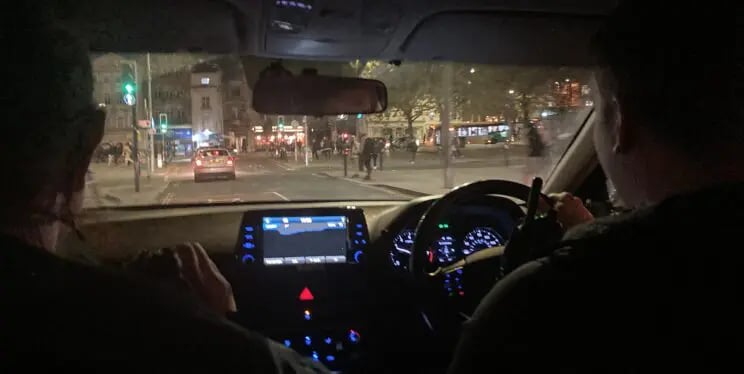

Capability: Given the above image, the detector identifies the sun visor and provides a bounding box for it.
[400,12,604,66]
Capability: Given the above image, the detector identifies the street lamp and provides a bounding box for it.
[508,89,515,94]
[469,67,476,74]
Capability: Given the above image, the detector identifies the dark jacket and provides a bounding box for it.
[449,183,744,372]
[0,236,326,373]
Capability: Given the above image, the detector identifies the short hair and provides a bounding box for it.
[0,4,102,220]
[592,1,742,155]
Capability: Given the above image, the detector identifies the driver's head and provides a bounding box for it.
[1,6,104,234]
[592,1,741,207]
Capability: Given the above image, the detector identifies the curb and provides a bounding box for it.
[314,172,427,198]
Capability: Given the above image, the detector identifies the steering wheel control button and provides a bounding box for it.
[241,254,255,264]
[243,234,254,240]
[326,355,336,362]
[311,351,319,362]
[304,336,312,346]
[348,329,361,344]
[244,226,254,232]
[283,339,291,348]
[242,242,255,249]
[353,250,363,263]
[324,337,333,345]
[303,309,312,321]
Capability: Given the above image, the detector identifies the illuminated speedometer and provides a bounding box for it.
[462,227,503,255]
[391,229,415,269]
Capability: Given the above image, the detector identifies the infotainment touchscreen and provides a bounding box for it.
[262,216,348,265]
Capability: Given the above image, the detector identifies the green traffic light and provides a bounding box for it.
[124,83,135,94]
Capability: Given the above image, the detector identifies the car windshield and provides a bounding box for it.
[85,53,594,207]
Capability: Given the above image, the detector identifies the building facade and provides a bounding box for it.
[191,63,224,145]
[91,53,135,144]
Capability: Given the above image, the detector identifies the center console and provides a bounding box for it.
[232,207,371,372]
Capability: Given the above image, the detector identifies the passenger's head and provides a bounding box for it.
[592,1,741,206]
[1,6,104,232]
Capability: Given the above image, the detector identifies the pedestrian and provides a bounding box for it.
[360,134,375,180]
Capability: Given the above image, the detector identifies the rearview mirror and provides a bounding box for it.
[252,68,387,116]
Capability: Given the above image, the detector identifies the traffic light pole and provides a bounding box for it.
[132,104,140,193]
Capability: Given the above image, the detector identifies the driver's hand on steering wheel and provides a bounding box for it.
[173,242,238,316]
[541,192,594,229]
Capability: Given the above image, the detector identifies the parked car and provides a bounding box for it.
[192,147,236,182]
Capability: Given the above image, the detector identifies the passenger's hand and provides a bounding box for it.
[541,192,594,229]
[174,242,237,315]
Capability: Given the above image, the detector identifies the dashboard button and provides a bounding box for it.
[324,337,333,345]
[306,256,325,264]
[284,257,306,265]
[264,257,284,265]
[325,255,345,263]
[241,254,255,264]
[283,339,291,347]
[304,336,312,346]
[242,242,255,249]
[244,226,254,232]
[311,351,319,361]
[326,355,336,362]
[353,250,363,263]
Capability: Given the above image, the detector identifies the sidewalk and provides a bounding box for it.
[273,144,527,172]
[84,163,174,208]
[320,164,530,196]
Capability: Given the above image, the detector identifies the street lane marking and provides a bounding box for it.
[271,191,290,201]
[161,192,174,205]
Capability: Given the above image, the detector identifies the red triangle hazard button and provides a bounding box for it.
[299,287,314,301]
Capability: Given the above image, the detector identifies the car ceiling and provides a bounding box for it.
[55,0,617,65]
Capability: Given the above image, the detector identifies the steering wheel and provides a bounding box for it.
[409,178,560,319]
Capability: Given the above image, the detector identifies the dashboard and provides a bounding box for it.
[73,197,523,373]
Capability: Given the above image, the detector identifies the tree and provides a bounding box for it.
[373,63,438,136]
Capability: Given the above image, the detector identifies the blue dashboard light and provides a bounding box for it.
[324,337,332,344]
[245,226,254,232]
[241,254,255,264]
[311,351,319,361]
[355,224,363,228]
[283,339,291,347]
[355,231,363,237]
[348,329,360,343]
[353,250,363,263]
[353,239,359,245]
[304,336,312,346]
[244,234,254,240]
[361,239,367,244]
[326,355,336,362]
[243,242,255,249]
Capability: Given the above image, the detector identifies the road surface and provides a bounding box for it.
[157,153,413,205]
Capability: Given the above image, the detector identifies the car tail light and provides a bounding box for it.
[195,159,203,166]
[227,157,234,166]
